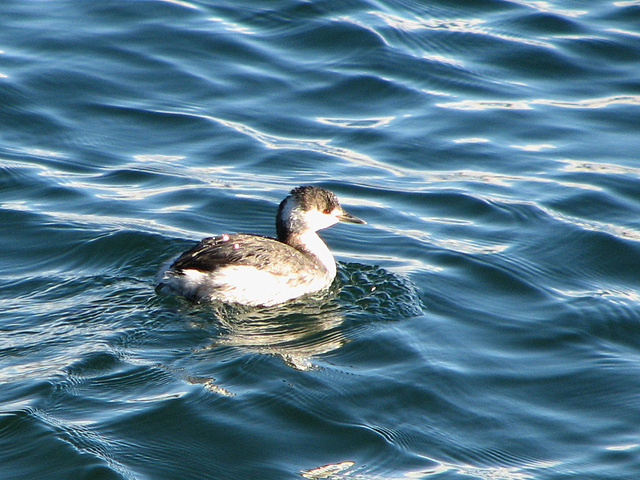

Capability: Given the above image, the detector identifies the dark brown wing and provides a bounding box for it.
[169,234,320,275]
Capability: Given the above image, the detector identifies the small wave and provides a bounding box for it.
[337,262,425,321]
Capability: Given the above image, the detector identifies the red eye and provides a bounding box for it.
[323,208,332,214]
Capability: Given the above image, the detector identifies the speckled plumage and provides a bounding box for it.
[168,234,323,277]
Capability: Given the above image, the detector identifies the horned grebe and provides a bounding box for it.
[156,186,365,306]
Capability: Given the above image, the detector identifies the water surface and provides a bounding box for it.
[2,0,640,479]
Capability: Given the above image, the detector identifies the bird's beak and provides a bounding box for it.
[337,210,366,224]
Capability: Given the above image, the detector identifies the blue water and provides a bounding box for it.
[2,0,640,479]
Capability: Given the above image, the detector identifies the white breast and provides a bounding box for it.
[158,264,333,307]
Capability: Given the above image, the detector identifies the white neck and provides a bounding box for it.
[296,231,336,279]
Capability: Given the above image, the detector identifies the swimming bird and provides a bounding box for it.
[157,186,365,306]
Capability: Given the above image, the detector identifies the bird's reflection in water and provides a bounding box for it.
[197,284,347,370]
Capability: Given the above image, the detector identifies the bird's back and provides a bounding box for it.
[169,234,323,276]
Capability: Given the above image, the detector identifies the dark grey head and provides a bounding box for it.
[276,186,365,240]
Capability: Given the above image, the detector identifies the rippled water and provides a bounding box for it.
[2,0,640,479]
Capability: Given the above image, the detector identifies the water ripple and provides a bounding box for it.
[2,0,640,479]
[437,94,640,110]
